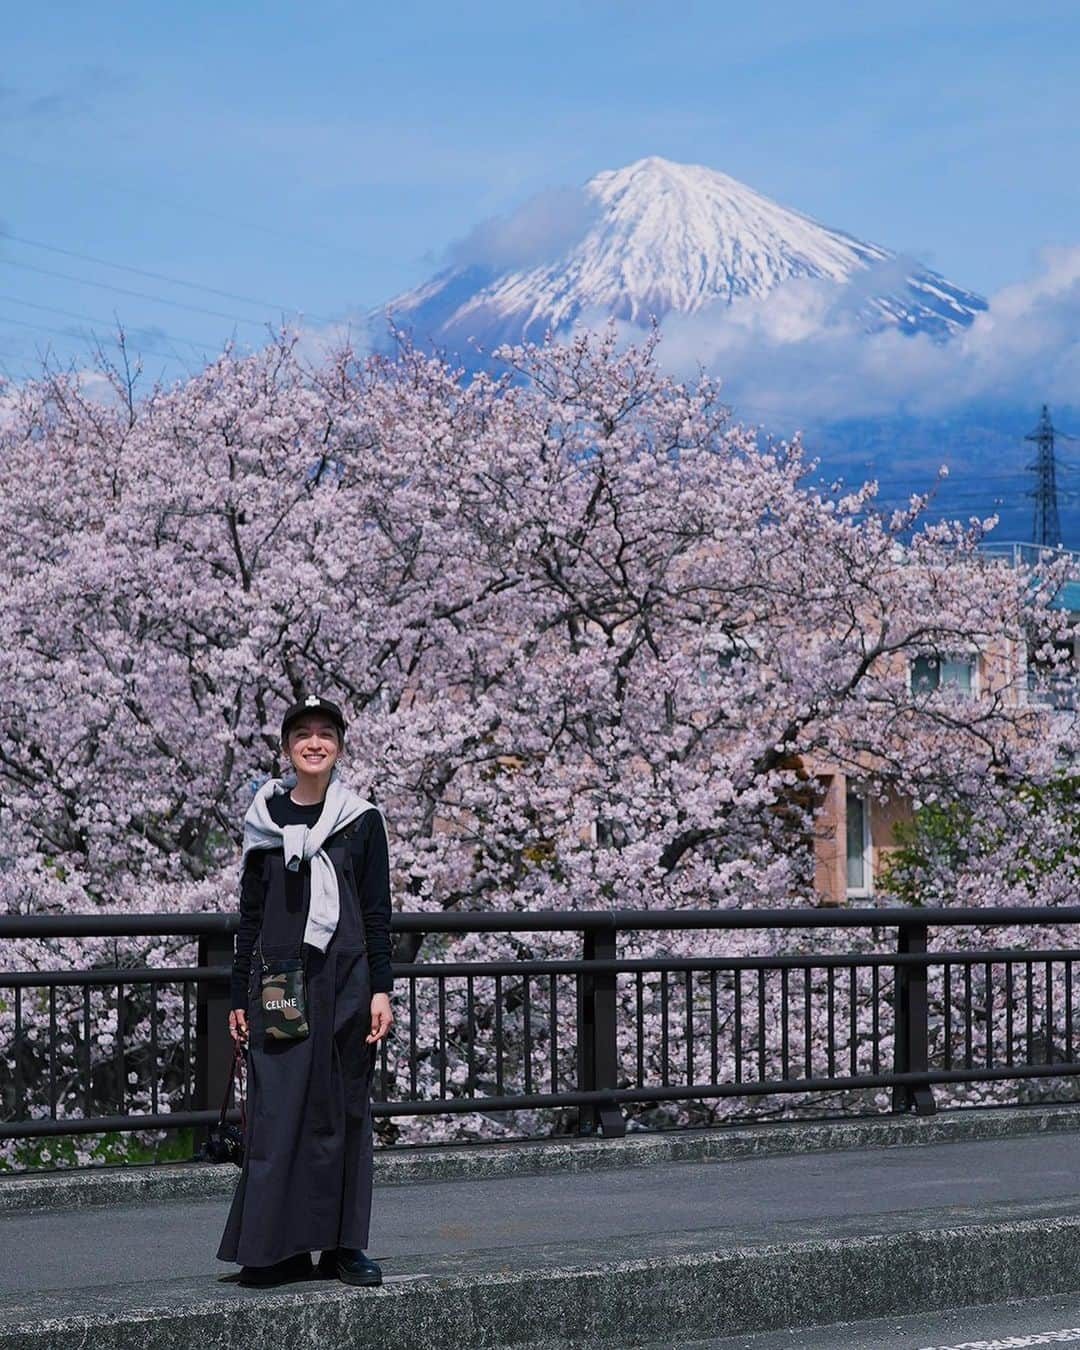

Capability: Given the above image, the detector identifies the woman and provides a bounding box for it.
[216,693,395,1288]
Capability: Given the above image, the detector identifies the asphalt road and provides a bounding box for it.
[666,1292,1080,1349]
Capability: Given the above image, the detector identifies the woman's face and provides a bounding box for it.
[286,716,342,776]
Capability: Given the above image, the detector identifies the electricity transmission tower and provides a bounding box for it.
[1026,404,1062,548]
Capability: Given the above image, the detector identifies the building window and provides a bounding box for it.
[911,655,975,697]
[846,790,871,895]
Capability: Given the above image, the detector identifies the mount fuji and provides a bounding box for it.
[373,156,987,354]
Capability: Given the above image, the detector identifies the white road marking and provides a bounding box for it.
[921,1329,1080,1349]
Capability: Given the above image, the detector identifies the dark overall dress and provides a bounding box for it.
[216,821,376,1267]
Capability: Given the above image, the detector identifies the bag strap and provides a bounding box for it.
[218,1055,232,1122]
[218,1043,246,1128]
[235,1046,247,1132]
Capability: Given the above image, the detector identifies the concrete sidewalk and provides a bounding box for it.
[6,1101,1080,1214]
[4,1119,1080,1347]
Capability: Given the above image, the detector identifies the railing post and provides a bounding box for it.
[892,923,937,1116]
[576,922,626,1137]
[194,930,236,1151]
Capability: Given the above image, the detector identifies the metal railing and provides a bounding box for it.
[4,907,1080,1148]
[980,540,1080,569]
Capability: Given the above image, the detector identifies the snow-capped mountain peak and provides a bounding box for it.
[375,156,986,352]
[586,157,888,312]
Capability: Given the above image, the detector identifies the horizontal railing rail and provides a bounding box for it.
[4,907,1080,1149]
[5,904,1080,936]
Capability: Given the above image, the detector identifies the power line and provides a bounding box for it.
[846,494,1022,512]
[810,481,1011,494]
[868,489,1023,505]
[869,484,1016,496]
[871,507,1013,516]
[0,257,296,330]
[0,355,44,381]
[0,149,377,267]
[0,294,224,354]
[0,313,207,375]
[874,507,1015,516]
[863,493,1023,510]
[0,313,124,341]
[0,231,346,326]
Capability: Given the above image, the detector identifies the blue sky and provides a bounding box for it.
[2,0,1079,385]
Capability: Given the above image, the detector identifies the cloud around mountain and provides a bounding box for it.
[369,157,1078,436]
[444,185,603,274]
[645,242,1080,430]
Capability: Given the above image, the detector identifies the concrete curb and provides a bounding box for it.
[2,1101,1079,1215]
[4,1205,1080,1348]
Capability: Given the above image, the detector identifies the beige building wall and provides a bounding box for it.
[812,774,846,906]
[870,792,914,887]
[810,773,914,905]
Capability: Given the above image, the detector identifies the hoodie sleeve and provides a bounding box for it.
[231,850,266,1010]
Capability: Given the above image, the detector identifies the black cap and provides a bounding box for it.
[280,694,347,745]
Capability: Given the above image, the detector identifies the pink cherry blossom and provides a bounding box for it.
[1,323,1076,1166]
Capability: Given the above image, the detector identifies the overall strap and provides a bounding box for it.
[335,815,369,949]
[254,846,312,967]
[254,850,271,971]
[255,820,368,966]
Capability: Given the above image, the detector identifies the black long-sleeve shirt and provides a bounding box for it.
[230,797,394,1009]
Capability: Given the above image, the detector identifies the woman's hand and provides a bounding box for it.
[366,992,393,1044]
[228,1008,248,1046]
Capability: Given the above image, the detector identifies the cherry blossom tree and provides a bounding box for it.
[0,323,1076,1164]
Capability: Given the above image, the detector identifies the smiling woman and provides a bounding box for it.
[215,693,395,1289]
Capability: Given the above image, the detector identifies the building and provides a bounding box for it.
[809,541,1080,905]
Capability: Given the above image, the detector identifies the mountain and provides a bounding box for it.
[370,158,1080,548]
[374,156,987,353]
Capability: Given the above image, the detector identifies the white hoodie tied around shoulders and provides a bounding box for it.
[241,762,383,953]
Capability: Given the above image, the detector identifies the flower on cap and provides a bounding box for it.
[304,694,320,707]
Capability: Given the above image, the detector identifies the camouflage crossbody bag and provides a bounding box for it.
[257,938,310,1041]
[255,852,311,1041]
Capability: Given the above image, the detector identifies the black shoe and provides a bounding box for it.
[317,1246,382,1286]
[237,1252,314,1286]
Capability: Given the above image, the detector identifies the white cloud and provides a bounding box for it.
[445,185,602,274]
[646,244,1080,427]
